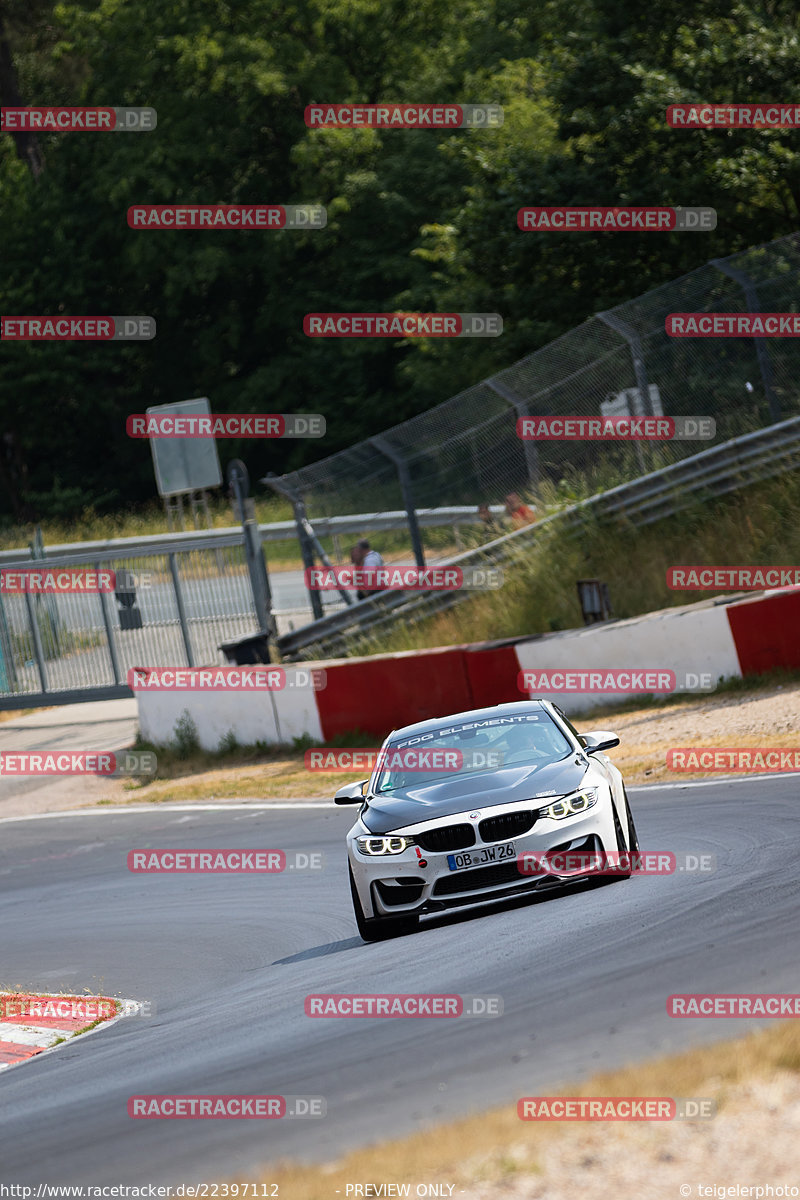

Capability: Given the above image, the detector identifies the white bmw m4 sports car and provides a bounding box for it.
[335,700,639,941]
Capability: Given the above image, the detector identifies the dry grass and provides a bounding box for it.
[594,680,800,784]
[225,1022,800,1197]
[118,755,369,804]
[0,708,45,724]
[104,676,800,808]
[345,471,800,658]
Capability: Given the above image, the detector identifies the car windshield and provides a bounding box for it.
[373,712,573,792]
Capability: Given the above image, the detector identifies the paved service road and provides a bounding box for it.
[0,699,139,817]
[0,776,798,1183]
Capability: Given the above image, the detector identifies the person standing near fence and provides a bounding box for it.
[504,492,536,529]
[477,503,500,535]
[350,539,384,600]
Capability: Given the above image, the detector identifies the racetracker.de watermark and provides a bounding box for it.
[517,415,715,441]
[304,994,502,1017]
[127,666,326,691]
[305,746,504,772]
[517,206,716,231]
[303,313,502,337]
[0,751,156,776]
[667,313,800,337]
[128,1095,325,1119]
[127,205,326,229]
[0,106,156,131]
[304,103,503,128]
[126,849,323,873]
[0,567,116,593]
[667,566,800,590]
[667,748,800,773]
[1,316,155,340]
[517,668,715,693]
[667,103,800,128]
[0,994,117,1021]
[305,565,503,591]
[126,413,325,438]
[668,994,800,1016]
[518,1096,715,1120]
[517,850,716,876]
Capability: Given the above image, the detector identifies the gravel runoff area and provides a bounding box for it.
[467,1074,800,1200]
[238,1024,800,1199]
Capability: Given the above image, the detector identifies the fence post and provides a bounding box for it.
[24,590,48,692]
[596,310,654,416]
[29,527,62,656]
[97,561,122,685]
[595,309,653,474]
[268,477,324,620]
[368,436,425,567]
[296,503,354,607]
[169,553,195,667]
[228,460,278,645]
[296,518,324,620]
[711,257,781,424]
[485,377,540,489]
[0,590,17,691]
[263,473,354,615]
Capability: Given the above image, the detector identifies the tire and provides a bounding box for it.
[623,789,639,855]
[349,866,420,941]
[610,802,634,878]
[591,799,634,887]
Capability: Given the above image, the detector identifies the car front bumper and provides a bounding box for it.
[348,802,620,920]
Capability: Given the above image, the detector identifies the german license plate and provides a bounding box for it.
[447,842,516,871]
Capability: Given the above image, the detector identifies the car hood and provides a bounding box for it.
[361,755,589,834]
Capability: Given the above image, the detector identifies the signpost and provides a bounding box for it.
[227,459,277,658]
[147,397,222,530]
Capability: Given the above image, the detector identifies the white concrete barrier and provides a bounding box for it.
[515,598,742,714]
[135,664,324,752]
[134,595,762,748]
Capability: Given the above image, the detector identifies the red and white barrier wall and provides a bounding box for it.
[135,589,800,750]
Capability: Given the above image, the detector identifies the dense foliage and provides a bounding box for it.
[1,0,798,520]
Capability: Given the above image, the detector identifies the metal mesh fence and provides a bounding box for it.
[272,232,800,534]
[0,547,259,701]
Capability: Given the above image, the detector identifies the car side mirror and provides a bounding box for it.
[334,780,369,804]
[582,730,621,754]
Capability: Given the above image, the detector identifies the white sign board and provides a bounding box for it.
[147,397,223,497]
[600,385,662,418]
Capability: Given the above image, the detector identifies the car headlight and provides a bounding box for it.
[356,835,415,856]
[540,787,598,820]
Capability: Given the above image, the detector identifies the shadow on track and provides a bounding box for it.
[272,875,617,963]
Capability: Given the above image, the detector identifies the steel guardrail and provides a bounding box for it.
[0,506,505,568]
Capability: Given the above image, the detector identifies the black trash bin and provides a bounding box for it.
[114,568,143,630]
[219,632,272,665]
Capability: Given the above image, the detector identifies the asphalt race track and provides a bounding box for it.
[1,775,798,1184]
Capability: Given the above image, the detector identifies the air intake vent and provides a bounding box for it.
[416,824,476,853]
[433,861,527,896]
[479,810,536,842]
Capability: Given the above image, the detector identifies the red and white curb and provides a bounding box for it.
[0,992,142,1072]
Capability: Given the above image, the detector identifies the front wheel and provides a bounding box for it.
[349,866,419,941]
[623,789,639,855]
[591,799,634,886]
